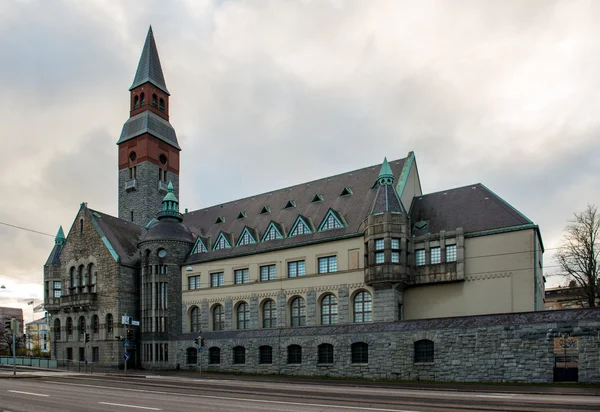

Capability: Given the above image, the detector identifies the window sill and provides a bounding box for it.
[414,362,434,366]
[286,363,302,366]
[317,363,334,367]
[351,363,369,367]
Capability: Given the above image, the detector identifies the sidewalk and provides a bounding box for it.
[2,364,599,396]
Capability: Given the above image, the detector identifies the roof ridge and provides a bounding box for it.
[186,157,406,215]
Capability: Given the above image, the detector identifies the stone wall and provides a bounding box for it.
[176,308,600,383]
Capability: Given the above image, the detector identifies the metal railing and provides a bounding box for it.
[0,356,57,368]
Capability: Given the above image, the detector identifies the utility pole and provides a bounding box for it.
[11,318,16,376]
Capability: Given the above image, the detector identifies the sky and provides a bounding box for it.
[0,0,599,324]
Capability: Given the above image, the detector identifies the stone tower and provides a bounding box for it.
[363,158,411,322]
[117,26,181,227]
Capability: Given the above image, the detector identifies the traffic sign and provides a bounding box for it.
[131,320,140,326]
[124,352,130,361]
[124,340,129,347]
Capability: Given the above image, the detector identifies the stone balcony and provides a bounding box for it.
[60,291,97,311]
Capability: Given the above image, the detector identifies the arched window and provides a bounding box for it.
[66,317,73,336]
[77,265,84,292]
[88,263,96,293]
[212,304,224,331]
[236,302,249,329]
[233,346,246,364]
[69,267,75,292]
[190,306,201,332]
[318,343,333,364]
[140,92,145,106]
[106,314,113,337]
[414,339,434,363]
[321,294,338,325]
[353,291,372,323]
[152,94,158,107]
[259,345,272,364]
[290,297,306,327]
[91,315,99,334]
[78,316,86,339]
[262,299,276,328]
[159,98,165,112]
[351,342,368,364]
[53,318,61,342]
[208,347,221,364]
[287,344,302,364]
[134,95,139,109]
[186,347,198,364]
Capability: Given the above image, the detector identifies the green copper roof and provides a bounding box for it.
[378,157,394,185]
[55,226,65,245]
[130,26,170,95]
[158,180,183,221]
[162,181,178,203]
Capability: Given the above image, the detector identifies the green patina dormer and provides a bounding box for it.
[378,157,394,186]
[158,181,183,221]
[55,226,66,245]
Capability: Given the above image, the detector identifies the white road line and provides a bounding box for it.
[7,390,49,397]
[49,382,419,412]
[98,402,161,410]
[474,394,516,399]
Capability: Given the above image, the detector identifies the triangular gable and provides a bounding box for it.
[311,194,323,203]
[261,221,284,242]
[260,206,271,214]
[340,187,353,196]
[284,200,296,209]
[289,215,313,237]
[191,237,209,254]
[236,227,257,247]
[237,211,247,219]
[318,209,344,231]
[213,232,232,250]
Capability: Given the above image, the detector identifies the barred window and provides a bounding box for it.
[290,219,311,236]
[260,264,276,281]
[290,297,306,327]
[446,245,457,262]
[415,249,425,266]
[321,294,338,325]
[53,281,62,298]
[237,302,249,329]
[234,269,249,284]
[375,239,384,250]
[190,307,201,332]
[212,305,224,331]
[414,339,434,363]
[287,260,306,277]
[262,299,276,328]
[391,238,400,263]
[353,291,372,323]
[233,346,246,364]
[186,347,197,365]
[210,272,224,287]
[106,314,113,336]
[430,247,441,264]
[351,342,369,364]
[238,230,256,246]
[259,345,273,364]
[287,345,302,364]
[209,347,221,364]
[318,343,334,364]
[188,275,200,290]
[318,256,337,273]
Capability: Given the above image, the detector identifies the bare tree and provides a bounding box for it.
[0,316,25,356]
[557,204,600,307]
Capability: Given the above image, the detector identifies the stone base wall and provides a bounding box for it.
[174,308,600,383]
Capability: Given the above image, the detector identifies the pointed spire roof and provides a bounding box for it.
[377,157,394,186]
[55,226,65,245]
[157,181,182,221]
[130,26,170,95]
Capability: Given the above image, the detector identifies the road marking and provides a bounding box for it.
[474,394,516,398]
[98,402,161,410]
[50,382,418,412]
[7,390,49,397]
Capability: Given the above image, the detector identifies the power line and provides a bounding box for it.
[0,221,54,238]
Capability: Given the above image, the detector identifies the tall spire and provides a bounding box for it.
[377,157,394,186]
[130,26,170,95]
[55,226,65,245]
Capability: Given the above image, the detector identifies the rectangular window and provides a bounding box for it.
[79,347,85,362]
[446,245,457,262]
[375,238,384,250]
[159,265,168,275]
[92,347,99,362]
[318,256,337,273]
[287,260,306,278]
[188,275,200,290]
[430,247,441,264]
[391,238,400,263]
[260,264,276,281]
[391,238,400,250]
[375,252,385,264]
[415,249,425,266]
[210,272,224,287]
[234,269,249,284]
[53,281,62,298]
[66,348,73,361]
[391,252,400,263]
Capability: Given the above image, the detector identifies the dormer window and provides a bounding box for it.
[311,194,323,203]
[260,206,270,214]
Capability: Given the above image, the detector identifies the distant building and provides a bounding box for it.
[43,27,545,373]
[545,286,588,310]
[25,317,51,355]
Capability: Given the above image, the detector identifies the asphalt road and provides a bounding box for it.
[0,373,599,412]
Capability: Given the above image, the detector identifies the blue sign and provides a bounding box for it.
[124,340,129,347]
[124,352,130,361]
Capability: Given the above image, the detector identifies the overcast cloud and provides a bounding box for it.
[1,0,599,322]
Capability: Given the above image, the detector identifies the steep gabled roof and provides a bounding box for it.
[409,183,533,236]
[130,26,169,95]
[184,157,407,263]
